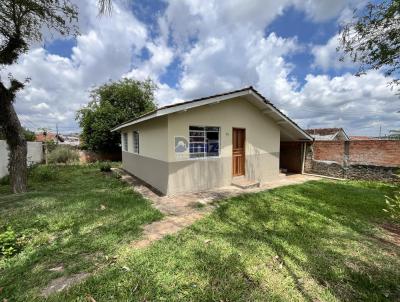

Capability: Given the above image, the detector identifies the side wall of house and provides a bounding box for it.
[166,97,280,195]
[121,116,169,194]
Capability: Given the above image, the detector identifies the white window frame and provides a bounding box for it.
[189,125,220,159]
[122,133,128,151]
[132,131,139,154]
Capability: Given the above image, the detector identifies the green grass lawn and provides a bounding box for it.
[0,164,163,301]
[1,166,399,301]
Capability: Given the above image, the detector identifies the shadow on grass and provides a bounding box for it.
[203,180,399,301]
[0,165,162,301]
[6,178,399,301]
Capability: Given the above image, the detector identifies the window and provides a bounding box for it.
[133,131,139,154]
[122,133,128,151]
[189,126,220,158]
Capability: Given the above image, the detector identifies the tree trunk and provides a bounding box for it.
[0,84,27,193]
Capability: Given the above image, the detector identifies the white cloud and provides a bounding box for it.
[284,71,400,135]
[293,0,357,22]
[124,39,174,81]
[32,102,50,111]
[311,34,354,71]
[1,0,397,137]
[1,0,149,132]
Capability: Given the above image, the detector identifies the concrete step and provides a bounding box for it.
[231,178,260,189]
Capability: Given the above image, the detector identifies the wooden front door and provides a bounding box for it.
[232,128,245,176]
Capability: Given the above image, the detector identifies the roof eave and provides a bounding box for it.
[112,87,313,141]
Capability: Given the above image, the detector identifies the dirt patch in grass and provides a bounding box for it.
[41,272,90,297]
[381,223,400,246]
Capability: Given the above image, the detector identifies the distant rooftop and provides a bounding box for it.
[305,128,349,141]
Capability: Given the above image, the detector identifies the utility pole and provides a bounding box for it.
[379,125,382,139]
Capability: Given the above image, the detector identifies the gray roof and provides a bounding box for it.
[112,87,313,141]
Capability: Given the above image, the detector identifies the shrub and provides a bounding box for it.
[48,146,79,164]
[385,191,400,220]
[0,175,10,185]
[0,227,20,257]
[30,165,59,182]
[99,161,112,172]
[111,171,121,179]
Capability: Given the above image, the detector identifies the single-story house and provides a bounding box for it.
[35,132,65,143]
[305,128,350,141]
[112,87,313,195]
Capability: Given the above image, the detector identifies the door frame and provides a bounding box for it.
[232,127,246,177]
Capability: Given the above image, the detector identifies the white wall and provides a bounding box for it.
[0,140,44,178]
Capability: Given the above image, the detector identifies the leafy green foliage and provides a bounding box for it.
[385,191,400,219]
[389,129,400,139]
[47,146,79,164]
[99,161,112,172]
[0,227,20,258]
[22,128,36,141]
[0,127,36,141]
[339,0,400,91]
[0,175,10,186]
[76,78,157,153]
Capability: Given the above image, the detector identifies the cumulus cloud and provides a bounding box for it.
[311,34,355,71]
[1,0,150,132]
[293,0,359,22]
[285,71,400,135]
[1,0,398,136]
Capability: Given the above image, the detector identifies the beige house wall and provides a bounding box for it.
[120,98,281,195]
[121,116,168,161]
[166,97,280,195]
[122,151,169,194]
[121,116,169,194]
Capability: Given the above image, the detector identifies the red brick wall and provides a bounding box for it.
[311,140,400,167]
[349,140,400,166]
[312,141,345,163]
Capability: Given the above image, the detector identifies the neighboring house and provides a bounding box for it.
[112,87,313,195]
[60,134,80,147]
[305,128,350,141]
[35,132,65,143]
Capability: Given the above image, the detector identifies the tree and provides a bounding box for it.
[0,127,35,141]
[0,0,78,193]
[76,78,157,153]
[388,129,400,139]
[98,0,113,15]
[338,0,400,92]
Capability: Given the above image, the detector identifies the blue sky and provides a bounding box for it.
[3,0,399,136]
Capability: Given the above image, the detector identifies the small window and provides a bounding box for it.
[122,133,128,151]
[133,131,139,154]
[189,126,220,158]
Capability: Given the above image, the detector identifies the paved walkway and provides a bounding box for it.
[114,169,320,248]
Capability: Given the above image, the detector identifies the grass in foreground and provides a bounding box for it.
[0,164,163,301]
[58,180,399,301]
[1,168,399,301]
